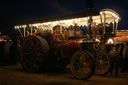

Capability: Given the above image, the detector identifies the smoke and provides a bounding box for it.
[41,0,73,15]
[52,0,73,15]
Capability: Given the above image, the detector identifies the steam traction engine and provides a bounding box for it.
[19,24,96,80]
[21,31,96,80]
[15,9,121,79]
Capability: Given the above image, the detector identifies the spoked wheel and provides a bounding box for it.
[20,35,49,72]
[70,50,95,80]
[94,46,110,76]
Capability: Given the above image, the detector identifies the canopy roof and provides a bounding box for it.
[15,9,121,30]
[100,9,121,23]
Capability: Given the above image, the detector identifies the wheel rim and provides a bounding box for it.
[70,51,94,79]
[20,36,44,72]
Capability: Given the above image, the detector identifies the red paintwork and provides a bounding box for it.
[62,46,70,58]
[68,38,82,48]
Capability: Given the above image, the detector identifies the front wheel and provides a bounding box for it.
[94,46,110,76]
[70,50,95,80]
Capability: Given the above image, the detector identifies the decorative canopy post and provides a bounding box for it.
[88,16,93,36]
[24,26,26,37]
[103,13,106,34]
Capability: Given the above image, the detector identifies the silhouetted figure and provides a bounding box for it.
[109,47,121,76]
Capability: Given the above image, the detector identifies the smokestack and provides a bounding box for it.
[86,0,94,11]
[86,0,94,36]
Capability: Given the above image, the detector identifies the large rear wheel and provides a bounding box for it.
[20,35,49,72]
[70,50,95,80]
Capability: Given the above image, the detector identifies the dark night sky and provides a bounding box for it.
[0,0,128,35]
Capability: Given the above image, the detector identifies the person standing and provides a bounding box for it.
[109,47,121,76]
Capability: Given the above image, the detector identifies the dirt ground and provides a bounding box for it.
[0,65,128,85]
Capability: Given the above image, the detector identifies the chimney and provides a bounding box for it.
[86,0,94,11]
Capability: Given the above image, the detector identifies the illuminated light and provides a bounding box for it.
[32,24,35,27]
[112,13,116,17]
[34,24,37,27]
[96,23,99,25]
[88,17,90,20]
[37,23,40,26]
[21,25,24,28]
[100,12,103,15]
[78,18,81,22]
[85,24,88,26]
[14,9,121,31]
[117,17,119,20]
[21,25,27,28]
[78,24,81,27]
[100,10,120,22]
[15,26,18,29]
[104,11,108,14]
[15,26,20,29]
[115,15,118,18]
[92,16,95,20]
[81,24,84,27]
[115,20,119,23]
[107,11,110,14]
[34,29,37,32]
[47,22,52,25]
[34,24,36,27]
[36,24,38,27]
[95,38,100,42]
[31,24,34,27]
[112,22,114,24]
[107,22,110,24]
[79,39,83,43]
[107,38,114,44]
[74,18,78,22]
[27,31,30,34]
